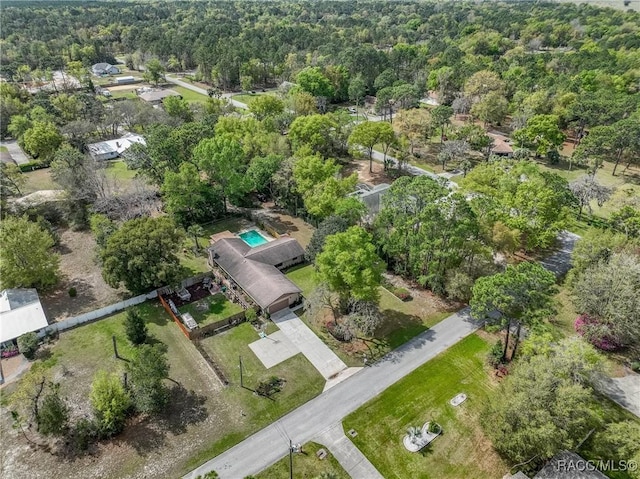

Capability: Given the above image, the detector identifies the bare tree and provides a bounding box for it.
[438,140,470,171]
[570,175,613,219]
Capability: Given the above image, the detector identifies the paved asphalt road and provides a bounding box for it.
[165,76,249,110]
[184,309,482,479]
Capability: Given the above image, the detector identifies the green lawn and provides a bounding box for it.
[286,265,453,363]
[17,301,324,478]
[377,287,451,350]
[109,90,138,100]
[343,334,507,479]
[189,322,325,467]
[22,167,57,193]
[285,264,318,298]
[103,159,137,182]
[172,85,210,103]
[255,442,349,479]
[0,145,8,152]
[232,91,276,105]
[179,293,243,326]
[537,158,640,220]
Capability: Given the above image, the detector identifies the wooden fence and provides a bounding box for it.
[158,294,190,338]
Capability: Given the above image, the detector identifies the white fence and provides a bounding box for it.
[39,290,158,337]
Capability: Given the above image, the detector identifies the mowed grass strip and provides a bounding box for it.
[172,85,210,103]
[179,294,243,326]
[255,442,349,479]
[343,334,506,479]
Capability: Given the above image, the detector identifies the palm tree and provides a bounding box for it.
[406,426,422,444]
[187,224,204,251]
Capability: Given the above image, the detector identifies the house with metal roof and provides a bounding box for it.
[0,289,49,347]
[92,63,120,76]
[138,89,181,105]
[87,133,146,161]
[208,236,305,314]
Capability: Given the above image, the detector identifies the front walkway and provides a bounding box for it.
[271,308,348,381]
[314,423,384,479]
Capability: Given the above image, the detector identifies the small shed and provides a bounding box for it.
[115,76,136,85]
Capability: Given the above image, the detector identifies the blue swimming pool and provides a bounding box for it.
[239,229,269,247]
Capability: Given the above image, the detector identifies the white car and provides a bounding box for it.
[348,107,357,113]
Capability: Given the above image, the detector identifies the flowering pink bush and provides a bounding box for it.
[574,314,620,351]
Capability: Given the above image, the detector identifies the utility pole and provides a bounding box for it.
[112,335,119,359]
[289,439,293,479]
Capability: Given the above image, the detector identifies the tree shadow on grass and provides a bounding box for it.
[208,296,226,315]
[157,384,209,435]
[138,302,170,327]
[376,310,428,350]
[116,418,167,456]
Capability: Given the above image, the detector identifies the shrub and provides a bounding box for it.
[17,332,40,360]
[69,417,98,452]
[392,287,411,301]
[245,308,257,322]
[575,315,620,351]
[255,376,283,397]
[630,361,640,373]
[68,287,77,297]
[125,310,148,346]
[428,422,442,434]
[487,339,504,367]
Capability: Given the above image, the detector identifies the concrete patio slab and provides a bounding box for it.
[248,330,299,369]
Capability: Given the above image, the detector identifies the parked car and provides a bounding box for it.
[348,107,357,113]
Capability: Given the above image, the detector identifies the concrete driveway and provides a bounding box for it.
[0,140,30,165]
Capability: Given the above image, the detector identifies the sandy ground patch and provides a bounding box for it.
[344,159,397,186]
[40,228,128,321]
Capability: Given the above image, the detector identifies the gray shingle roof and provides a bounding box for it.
[139,89,180,103]
[244,237,305,265]
[209,238,302,309]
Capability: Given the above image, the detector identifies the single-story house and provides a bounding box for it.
[348,183,391,221]
[92,63,120,76]
[87,133,146,161]
[115,76,136,85]
[138,89,181,105]
[0,289,49,348]
[208,236,305,314]
[488,132,514,157]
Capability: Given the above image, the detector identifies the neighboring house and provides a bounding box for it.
[92,63,120,76]
[87,133,146,161]
[0,289,49,348]
[504,451,608,479]
[138,89,181,105]
[488,132,514,157]
[348,183,391,221]
[208,236,305,314]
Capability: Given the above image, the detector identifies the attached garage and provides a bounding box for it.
[268,296,295,314]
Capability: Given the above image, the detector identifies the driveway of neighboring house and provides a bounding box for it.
[0,140,30,165]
